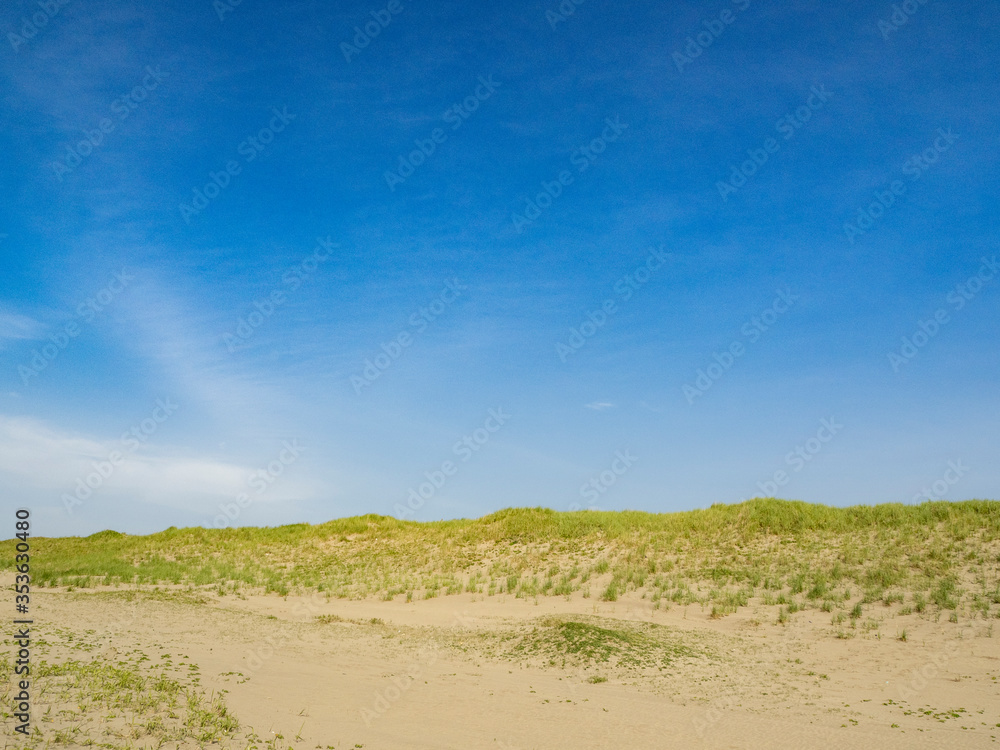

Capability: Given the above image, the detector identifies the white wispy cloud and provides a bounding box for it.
[0,415,318,513]
[0,310,46,342]
[584,401,615,411]
[111,269,298,431]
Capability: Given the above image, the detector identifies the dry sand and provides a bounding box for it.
[4,575,999,749]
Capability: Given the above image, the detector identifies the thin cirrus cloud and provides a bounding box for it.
[0,311,46,344]
[0,414,245,499]
[0,413,322,533]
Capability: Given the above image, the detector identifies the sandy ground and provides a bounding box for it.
[4,579,999,749]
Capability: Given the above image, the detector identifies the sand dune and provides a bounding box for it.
[5,577,997,749]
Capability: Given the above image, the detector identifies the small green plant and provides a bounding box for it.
[932,578,959,610]
[807,576,828,600]
[601,582,618,602]
[882,591,904,607]
[789,574,805,595]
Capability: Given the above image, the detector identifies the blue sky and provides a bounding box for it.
[1,0,998,536]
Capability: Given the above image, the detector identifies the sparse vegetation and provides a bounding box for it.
[4,499,1000,628]
[491,616,698,671]
[0,624,244,749]
[5,499,1000,748]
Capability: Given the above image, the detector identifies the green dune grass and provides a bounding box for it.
[5,499,1000,622]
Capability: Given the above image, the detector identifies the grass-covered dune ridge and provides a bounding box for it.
[6,499,1000,625]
